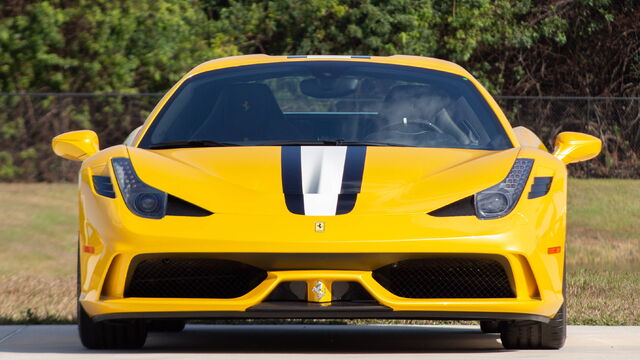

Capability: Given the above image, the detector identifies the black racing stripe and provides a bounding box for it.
[528,176,553,199]
[281,146,305,214]
[341,146,366,194]
[337,146,367,214]
[281,146,302,193]
[336,194,357,215]
[284,194,305,215]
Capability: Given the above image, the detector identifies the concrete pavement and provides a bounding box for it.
[0,324,638,359]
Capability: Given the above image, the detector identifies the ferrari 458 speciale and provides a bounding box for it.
[52,55,602,349]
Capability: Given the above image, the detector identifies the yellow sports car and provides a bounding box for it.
[52,55,601,350]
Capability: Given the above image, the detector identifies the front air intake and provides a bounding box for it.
[125,258,267,298]
[372,257,515,298]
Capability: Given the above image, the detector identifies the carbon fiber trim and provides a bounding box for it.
[91,309,550,323]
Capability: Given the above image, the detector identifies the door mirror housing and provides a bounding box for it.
[552,131,602,164]
[51,130,100,161]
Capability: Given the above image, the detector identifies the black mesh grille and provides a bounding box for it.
[372,258,514,298]
[125,258,267,298]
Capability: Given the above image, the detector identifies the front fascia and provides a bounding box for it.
[77,145,566,320]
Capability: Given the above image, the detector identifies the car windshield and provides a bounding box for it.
[138,61,512,150]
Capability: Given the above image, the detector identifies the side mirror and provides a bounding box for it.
[51,130,100,161]
[552,131,602,164]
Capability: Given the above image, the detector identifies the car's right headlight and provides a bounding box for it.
[474,158,534,219]
[112,157,167,219]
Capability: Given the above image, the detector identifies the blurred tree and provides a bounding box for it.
[0,0,238,93]
[207,0,638,96]
[0,0,639,180]
[0,0,238,180]
[208,0,571,93]
[2,0,637,96]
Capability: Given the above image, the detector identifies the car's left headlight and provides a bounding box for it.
[112,157,167,219]
[475,158,534,219]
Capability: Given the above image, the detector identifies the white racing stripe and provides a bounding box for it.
[300,146,348,216]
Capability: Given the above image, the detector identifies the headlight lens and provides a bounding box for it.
[475,158,533,219]
[112,157,167,219]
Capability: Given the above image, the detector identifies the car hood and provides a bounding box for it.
[127,146,519,215]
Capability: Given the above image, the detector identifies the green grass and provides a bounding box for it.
[0,180,638,324]
[563,179,640,325]
[568,179,640,240]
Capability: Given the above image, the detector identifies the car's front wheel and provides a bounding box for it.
[77,247,147,349]
[501,254,567,350]
[499,302,566,349]
[78,304,148,349]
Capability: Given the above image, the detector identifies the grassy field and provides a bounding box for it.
[0,180,638,325]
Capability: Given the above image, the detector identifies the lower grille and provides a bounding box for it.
[125,258,267,298]
[372,257,515,298]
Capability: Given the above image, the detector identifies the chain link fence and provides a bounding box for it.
[499,96,640,178]
[0,93,638,181]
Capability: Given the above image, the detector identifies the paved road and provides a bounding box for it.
[0,324,638,359]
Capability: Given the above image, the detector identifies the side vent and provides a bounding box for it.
[429,196,475,217]
[528,177,553,199]
[165,195,213,217]
[92,175,115,198]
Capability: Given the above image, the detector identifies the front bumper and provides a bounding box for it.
[79,178,565,321]
[84,267,555,323]
[81,240,564,322]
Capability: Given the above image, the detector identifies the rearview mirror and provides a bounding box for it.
[552,131,601,164]
[51,130,100,161]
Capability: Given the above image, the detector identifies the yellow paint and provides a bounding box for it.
[51,130,99,161]
[51,55,603,321]
[552,131,602,164]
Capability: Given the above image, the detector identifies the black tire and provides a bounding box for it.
[499,302,566,349]
[77,245,147,349]
[500,259,567,350]
[78,305,148,349]
[480,320,501,333]
[148,319,186,332]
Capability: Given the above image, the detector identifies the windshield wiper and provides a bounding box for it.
[258,140,412,147]
[148,140,241,149]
